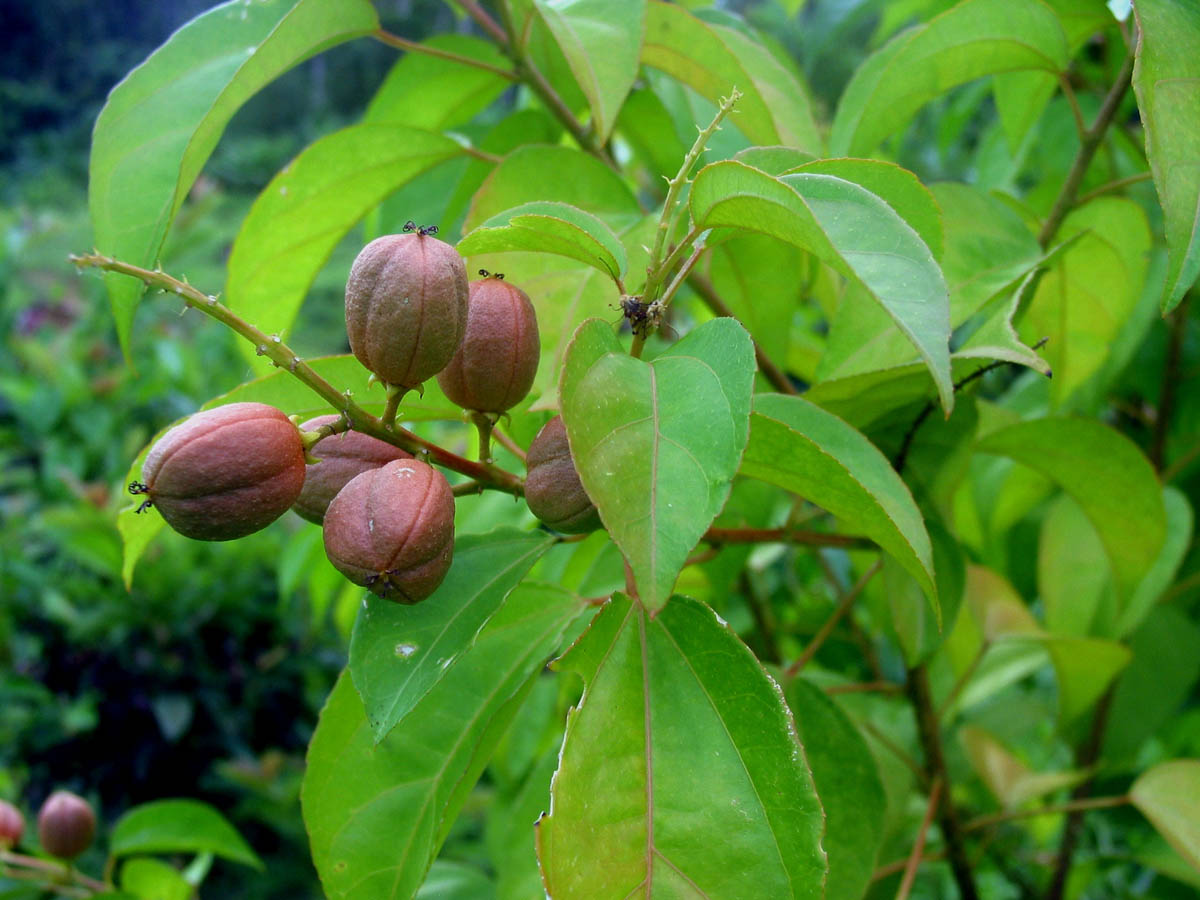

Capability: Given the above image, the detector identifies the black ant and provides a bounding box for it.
[128,481,154,514]
[477,269,505,280]
[616,296,672,338]
[402,220,439,237]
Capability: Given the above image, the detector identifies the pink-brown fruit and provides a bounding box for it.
[525,416,602,534]
[345,232,469,388]
[292,415,412,524]
[436,277,540,412]
[0,800,23,849]
[322,458,455,603]
[37,791,94,860]
[142,402,306,541]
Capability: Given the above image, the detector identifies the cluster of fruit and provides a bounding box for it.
[133,229,599,604]
[0,792,95,861]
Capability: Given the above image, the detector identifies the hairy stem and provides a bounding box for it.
[70,254,524,496]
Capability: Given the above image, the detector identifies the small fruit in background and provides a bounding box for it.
[322,459,456,603]
[525,416,601,534]
[37,791,95,860]
[345,229,469,389]
[437,275,540,413]
[292,415,412,524]
[0,799,24,849]
[137,402,306,541]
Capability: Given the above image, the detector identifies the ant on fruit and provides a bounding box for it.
[402,220,439,237]
[477,269,505,280]
[128,481,154,514]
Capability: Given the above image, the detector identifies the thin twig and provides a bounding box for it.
[963,795,1129,834]
[896,778,943,900]
[373,28,517,80]
[907,664,980,900]
[937,642,988,721]
[492,426,527,463]
[1074,171,1153,205]
[859,719,927,785]
[823,680,903,696]
[70,253,525,496]
[0,851,107,893]
[784,560,883,680]
[739,570,783,664]
[688,272,797,394]
[450,0,509,46]
[1058,74,1088,143]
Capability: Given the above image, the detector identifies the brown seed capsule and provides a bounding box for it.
[37,791,95,860]
[292,415,412,524]
[525,416,602,534]
[0,799,23,849]
[345,232,469,388]
[141,402,306,541]
[322,458,455,603]
[436,277,540,412]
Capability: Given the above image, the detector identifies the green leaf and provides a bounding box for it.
[789,158,944,260]
[465,145,640,230]
[641,1,785,147]
[785,679,886,900]
[558,318,755,611]
[1007,633,1131,724]
[879,520,965,663]
[960,726,1085,808]
[365,35,510,130]
[1104,607,1200,763]
[349,529,555,742]
[1020,197,1151,405]
[88,0,379,356]
[416,861,495,900]
[226,124,463,371]
[119,859,192,900]
[533,0,645,144]
[1039,493,1111,637]
[1131,760,1200,872]
[303,583,583,900]
[1115,487,1194,638]
[976,417,1167,597]
[457,201,627,281]
[741,393,936,601]
[691,161,953,410]
[1133,0,1200,309]
[830,0,1069,156]
[111,800,262,869]
[117,355,457,586]
[537,594,826,898]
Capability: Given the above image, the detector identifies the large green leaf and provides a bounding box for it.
[349,529,555,742]
[303,583,584,900]
[741,393,935,600]
[785,680,885,900]
[120,859,192,900]
[226,124,464,370]
[1021,197,1151,405]
[691,160,953,409]
[830,0,1069,156]
[365,35,510,130]
[111,800,261,869]
[976,418,1167,597]
[1133,0,1200,310]
[116,355,458,586]
[537,594,826,898]
[558,318,755,611]
[533,0,645,144]
[457,201,627,281]
[1131,760,1200,872]
[88,0,379,356]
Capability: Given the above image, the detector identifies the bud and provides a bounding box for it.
[345,232,469,388]
[322,459,456,603]
[437,277,540,412]
[140,403,306,541]
[37,791,95,860]
[292,415,411,524]
[525,416,601,534]
[0,799,24,849]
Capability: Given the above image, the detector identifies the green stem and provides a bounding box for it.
[70,253,524,497]
[896,778,942,900]
[470,411,495,463]
[381,384,407,430]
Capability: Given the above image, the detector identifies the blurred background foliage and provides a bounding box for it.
[3,0,1199,898]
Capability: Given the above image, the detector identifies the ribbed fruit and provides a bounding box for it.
[437,277,540,412]
[525,416,601,534]
[37,791,94,860]
[344,232,469,388]
[322,459,455,603]
[292,415,411,524]
[141,402,306,541]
